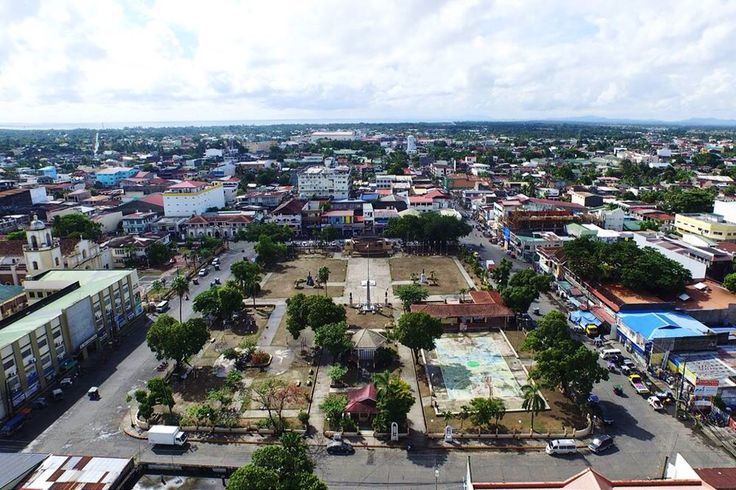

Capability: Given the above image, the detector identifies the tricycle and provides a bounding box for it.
[613,384,624,396]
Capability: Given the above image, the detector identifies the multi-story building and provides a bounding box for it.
[94,167,137,187]
[321,209,363,237]
[674,213,736,242]
[163,180,225,217]
[298,166,351,199]
[183,211,253,240]
[218,176,240,203]
[268,199,304,233]
[121,211,158,235]
[0,269,141,421]
[375,174,412,190]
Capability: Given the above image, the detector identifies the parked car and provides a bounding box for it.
[592,403,614,425]
[588,434,614,454]
[51,389,64,401]
[326,440,355,455]
[648,396,664,411]
[60,377,73,388]
[32,397,49,409]
[214,264,220,271]
[214,278,221,285]
[198,268,208,277]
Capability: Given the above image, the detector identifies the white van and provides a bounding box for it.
[599,348,621,360]
[545,439,577,455]
[155,300,170,313]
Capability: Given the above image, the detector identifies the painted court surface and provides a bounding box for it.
[425,333,529,412]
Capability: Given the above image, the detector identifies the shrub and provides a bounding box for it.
[239,339,257,358]
[250,351,271,365]
[223,347,239,360]
[320,393,347,429]
[341,416,357,432]
[298,410,309,426]
[225,369,243,390]
[374,347,397,369]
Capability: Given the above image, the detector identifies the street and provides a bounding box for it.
[5,230,735,487]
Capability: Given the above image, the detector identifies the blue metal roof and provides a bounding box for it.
[618,310,713,340]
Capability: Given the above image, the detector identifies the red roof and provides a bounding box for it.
[469,290,504,305]
[140,193,164,207]
[411,303,513,318]
[169,180,206,189]
[694,467,736,490]
[345,384,377,414]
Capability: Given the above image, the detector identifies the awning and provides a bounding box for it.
[569,309,601,326]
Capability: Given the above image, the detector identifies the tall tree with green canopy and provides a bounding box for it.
[255,235,288,268]
[393,311,444,356]
[371,371,415,432]
[193,285,243,325]
[230,260,263,304]
[169,275,189,322]
[52,213,102,240]
[522,310,570,351]
[489,258,513,289]
[286,294,347,339]
[521,384,545,431]
[394,284,429,312]
[146,315,209,368]
[314,321,351,359]
[317,266,330,295]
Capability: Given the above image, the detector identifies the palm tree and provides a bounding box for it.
[521,383,545,432]
[440,410,453,427]
[372,371,392,400]
[170,275,189,323]
[231,260,262,307]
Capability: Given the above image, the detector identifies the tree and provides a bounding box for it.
[521,384,545,431]
[255,235,287,268]
[724,272,736,293]
[146,377,175,414]
[319,226,340,243]
[371,371,415,432]
[394,284,429,312]
[500,285,538,314]
[227,433,326,490]
[393,312,444,356]
[146,242,173,267]
[52,213,102,240]
[146,315,209,368]
[319,393,347,426]
[286,294,347,339]
[490,258,512,289]
[327,365,348,385]
[521,310,570,351]
[384,212,471,250]
[170,275,189,322]
[314,321,351,359]
[531,340,609,398]
[231,260,262,306]
[5,230,25,240]
[317,266,330,295]
[468,397,495,430]
[192,285,243,325]
[251,379,305,433]
[238,223,294,242]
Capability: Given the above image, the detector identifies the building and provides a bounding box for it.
[344,383,377,423]
[431,161,449,178]
[183,211,253,239]
[38,166,57,180]
[411,291,514,330]
[17,454,134,490]
[406,134,417,153]
[121,211,158,235]
[219,176,240,203]
[94,167,137,187]
[713,199,736,224]
[105,233,169,268]
[674,213,736,242]
[0,269,141,420]
[570,191,604,207]
[23,216,104,276]
[632,232,733,280]
[298,165,351,199]
[351,329,387,365]
[593,207,626,231]
[309,130,356,142]
[0,284,25,319]
[163,180,226,217]
[268,198,304,233]
[0,187,48,217]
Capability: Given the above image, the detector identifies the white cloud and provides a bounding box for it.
[1,0,736,124]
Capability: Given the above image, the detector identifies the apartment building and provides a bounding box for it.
[674,213,736,242]
[163,180,226,217]
[298,166,351,199]
[94,167,137,187]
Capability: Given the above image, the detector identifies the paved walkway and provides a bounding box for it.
[343,257,395,305]
[310,360,331,436]
[398,344,427,435]
[257,302,286,347]
[453,257,477,289]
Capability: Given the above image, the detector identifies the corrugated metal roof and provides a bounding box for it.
[19,454,132,490]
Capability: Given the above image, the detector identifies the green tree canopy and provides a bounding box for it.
[723,272,736,293]
[372,371,416,432]
[394,284,429,312]
[146,242,173,267]
[522,310,570,352]
[52,213,102,240]
[394,311,444,354]
[286,294,346,339]
[489,258,513,289]
[238,223,294,242]
[192,284,243,324]
[5,230,26,240]
[255,235,288,267]
[146,315,209,367]
[313,321,351,358]
[384,212,471,245]
[231,260,262,305]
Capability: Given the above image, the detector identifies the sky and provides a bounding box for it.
[1,0,736,125]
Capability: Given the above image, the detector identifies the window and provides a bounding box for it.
[55,257,60,266]
[32,261,39,270]
[29,291,36,298]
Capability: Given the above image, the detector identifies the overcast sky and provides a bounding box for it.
[1,0,735,125]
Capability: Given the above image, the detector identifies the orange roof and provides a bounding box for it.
[411,302,513,319]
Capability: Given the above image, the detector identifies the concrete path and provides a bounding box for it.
[310,360,331,436]
[257,302,286,347]
[397,344,427,435]
[453,256,477,289]
[343,257,395,305]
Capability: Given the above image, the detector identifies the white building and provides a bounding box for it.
[218,176,240,204]
[375,174,413,190]
[594,208,626,231]
[406,135,417,154]
[297,166,351,199]
[23,216,104,276]
[713,199,736,224]
[309,131,357,143]
[163,180,226,217]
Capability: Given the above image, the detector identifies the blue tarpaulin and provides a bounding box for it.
[569,310,601,326]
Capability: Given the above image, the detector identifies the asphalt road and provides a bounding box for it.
[3,243,253,455]
[6,230,735,486]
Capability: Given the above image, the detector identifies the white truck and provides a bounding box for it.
[147,425,187,446]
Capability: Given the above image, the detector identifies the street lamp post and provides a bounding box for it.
[434,468,439,490]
